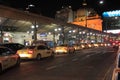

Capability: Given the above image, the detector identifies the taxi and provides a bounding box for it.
[0,46,20,73]
[54,44,75,54]
[17,45,54,60]
[73,44,81,51]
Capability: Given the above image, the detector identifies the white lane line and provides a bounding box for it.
[46,66,57,70]
[72,58,78,61]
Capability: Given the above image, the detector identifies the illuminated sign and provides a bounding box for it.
[103,29,120,34]
[103,10,120,17]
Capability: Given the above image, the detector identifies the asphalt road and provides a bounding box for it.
[0,47,117,80]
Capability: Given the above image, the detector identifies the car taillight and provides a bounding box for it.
[28,50,34,54]
[119,43,120,46]
[64,47,68,50]
[112,43,115,45]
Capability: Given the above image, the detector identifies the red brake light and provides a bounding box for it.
[119,43,120,46]
[112,43,115,45]
[28,50,34,54]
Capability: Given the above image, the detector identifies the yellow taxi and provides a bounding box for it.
[93,43,99,47]
[73,44,81,51]
[54,44,75,54]
[0,46,20,73]
[80,44,85,49]
[17,45,54,60]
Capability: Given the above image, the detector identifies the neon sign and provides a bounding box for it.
[103,10,120,17]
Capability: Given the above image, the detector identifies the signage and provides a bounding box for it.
[103,10,120,17]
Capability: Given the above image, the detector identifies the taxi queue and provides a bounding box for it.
[0,42,111,74]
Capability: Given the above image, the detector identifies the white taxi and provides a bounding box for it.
[0,46,20,73]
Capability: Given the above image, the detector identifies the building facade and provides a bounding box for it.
[55,6,103,31]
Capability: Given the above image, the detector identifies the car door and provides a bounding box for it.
[0,48,10,70]
[37,45,50,58]
[44,46,52,57]
[7,49,17,66]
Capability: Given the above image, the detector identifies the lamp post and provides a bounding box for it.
[0,26,3,43]
[82,0,88,27]
[28,22,38,42]
[62,27,65,44]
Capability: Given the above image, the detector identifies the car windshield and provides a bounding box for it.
[1,43,25,50]
[24,46,36,49]
[59,44,67,47]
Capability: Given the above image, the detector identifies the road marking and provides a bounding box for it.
[46,66,57,70]
[72,58,78,61]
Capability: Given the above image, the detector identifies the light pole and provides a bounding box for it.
[82,0,87,27]
[28,22,38,42]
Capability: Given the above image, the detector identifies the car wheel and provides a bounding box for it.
[51,52,55,58]
[36,54,41,60]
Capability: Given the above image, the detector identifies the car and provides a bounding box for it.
[0,43,25,53]
[54,44,75,54]
[73,44,81,51]
[17,45,55,60]
[0,46,20,73]
[112,69,120,80]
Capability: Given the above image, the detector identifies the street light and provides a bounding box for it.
[27,23,38,42]
[53,28,62,45]
[82,0,88,27]
[99,0,104,5]
[25,4,35,12]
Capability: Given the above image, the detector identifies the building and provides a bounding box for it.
[55,1,103,31]
[102,10,120,34]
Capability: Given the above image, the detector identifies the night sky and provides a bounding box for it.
[0,0,120,18]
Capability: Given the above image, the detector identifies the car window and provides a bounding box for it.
[1,43,25,51]
[37,45,48,50]
[24,46,36,49]
[0,48,13,56]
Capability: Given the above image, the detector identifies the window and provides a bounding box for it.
[37,45,47,50]
[0,48,12,56]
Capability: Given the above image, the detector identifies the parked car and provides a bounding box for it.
[112,69,120,80]
[0,43,25,53]
[73,44,81,51]
[0,46,20,73]
[17,45,54,60]
[54,44,75,54]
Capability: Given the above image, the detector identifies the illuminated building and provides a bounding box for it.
[71,8,102,31]
[55,1,102,31]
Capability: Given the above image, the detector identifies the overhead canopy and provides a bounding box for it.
[0,5,115,37]
[0,5,65,32]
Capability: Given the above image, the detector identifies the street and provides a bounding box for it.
[0,47,117,80]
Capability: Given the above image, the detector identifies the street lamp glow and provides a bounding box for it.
[31,31,34,34]
[36,25,39,28]
[73,30,76,33]
[31,25,35,28]
[69,31,72,33]
[27,31,30,34]
[58,28,61,31]
[29,4,35,7]
[99,0,104,4]
[79,32,82,34]
[54,29,58,31]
